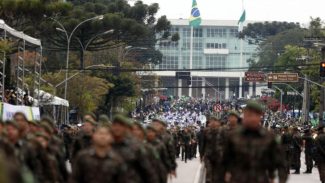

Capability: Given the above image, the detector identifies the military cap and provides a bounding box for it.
[98,114,110,124]
[5,120,20,129]
[112,114,132,127]
[84,112,97,121]
[83,118,97,126]
[228,110,240,118]
[151,118,167,127]
[39,122,54,134]
[28,120,39,126]
[41,115,55,127]
[146,125,157,133]
[244,100,264,114]
[133,121,146,134]
[33,132,49,141]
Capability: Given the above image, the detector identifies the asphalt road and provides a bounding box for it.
[169,153,321,183]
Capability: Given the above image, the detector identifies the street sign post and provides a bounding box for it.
[267,73,299,83]
[176,71,191,80]
[244,72,266,82]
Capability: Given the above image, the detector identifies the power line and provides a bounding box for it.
[30,63,319,72]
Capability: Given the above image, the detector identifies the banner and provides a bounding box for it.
[2,103,40,121]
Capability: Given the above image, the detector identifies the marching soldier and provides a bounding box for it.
[202,116,225,183]
[315,125,325,183]
[71,117,97,160]
[180,127,191,163]
[111,115,159,183]
[146,125,171,183]
[302,128,314,174]
[71,125,127,183]
[292,127,303,174]
[151,119,177,178]
[226,111,240,132]
[281,126,294,174]
[223,101,287,183]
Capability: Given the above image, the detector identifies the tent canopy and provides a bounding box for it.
[0,19,41,46]
[35,90,69,107]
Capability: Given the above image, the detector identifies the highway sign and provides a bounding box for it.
[244,72,266,82]
[176,72,191,80]
[267,73,299,83]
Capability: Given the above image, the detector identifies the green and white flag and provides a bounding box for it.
[238,10,246,32]
[189,0,201,27]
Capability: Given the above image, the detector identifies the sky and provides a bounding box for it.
[133,0,325,25]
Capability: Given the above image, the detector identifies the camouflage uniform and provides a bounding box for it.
[223,127,287,183]
[70,148,127,183]
[147,139,171,183]
[315,130,325,183]
[281,129,293,174]
[159,132,177,172]
[23,139,61,183]
[292,130,303,173]
[180,130,191,163]
[71,132,92,160]
[302,130,314,173]
[202,127,225,183]
[113,136,159,183]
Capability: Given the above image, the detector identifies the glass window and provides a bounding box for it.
[205,55,227,68]
[182,28,202,37]
[159,56,179,69]
[230,28,238,37]
[182,28,191,37]
[205,43,227,49]
[193,56,203,69]
[182,56,190,69]
[206,28,227,37]
[193,28,203,37]
[159,41,178,49]
[222,43,227,49]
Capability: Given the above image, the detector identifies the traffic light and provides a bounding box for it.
[267,82,272,89]
[187,79,192,86]
[320,61,325,78]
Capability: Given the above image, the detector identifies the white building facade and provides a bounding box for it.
[153,19,263,100]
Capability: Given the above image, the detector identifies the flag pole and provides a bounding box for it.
[239,0,244,99]
[189,26,193,98]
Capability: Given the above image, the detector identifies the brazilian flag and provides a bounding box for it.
[189,0,201,27]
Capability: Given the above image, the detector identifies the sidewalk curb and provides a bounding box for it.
[193,163,204,183]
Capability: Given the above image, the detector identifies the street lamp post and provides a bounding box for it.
[51,15,104,101]
[54,64,115,94]
[109,46,148,118]
[75,29,114,67]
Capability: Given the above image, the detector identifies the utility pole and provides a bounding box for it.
[302,75,310,124]
[320,47,325,125]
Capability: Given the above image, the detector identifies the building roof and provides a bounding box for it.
[170,19,256,27]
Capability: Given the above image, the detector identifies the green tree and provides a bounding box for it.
[0,0,71,35]
[242,21,300,43]
[42,0,175,68]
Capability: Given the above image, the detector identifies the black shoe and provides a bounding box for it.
[292,171,300,174]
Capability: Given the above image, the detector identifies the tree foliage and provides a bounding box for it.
[243,21,300,44]
[0,0,71,34]
[42,72,111,115]
[40,0,174,67]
